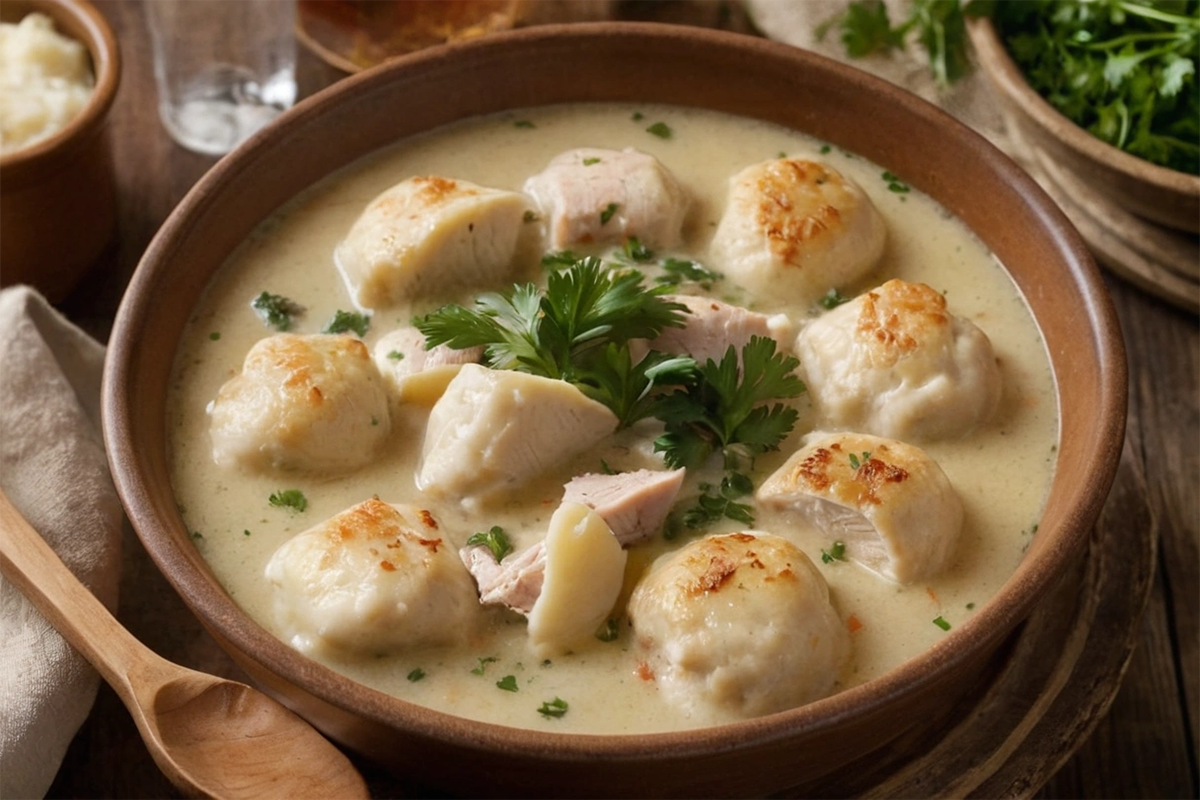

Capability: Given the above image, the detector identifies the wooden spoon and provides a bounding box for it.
[0,489,370,800]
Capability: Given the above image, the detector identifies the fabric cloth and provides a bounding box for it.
[0,285,122,800]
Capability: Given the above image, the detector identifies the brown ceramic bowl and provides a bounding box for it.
[103,23,1127,797]
[969,17,1200,235]
[0,0,120,303]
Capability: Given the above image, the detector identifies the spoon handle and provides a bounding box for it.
[0,488,172,705]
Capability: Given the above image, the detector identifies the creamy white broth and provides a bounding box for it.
[167,103,1058,734]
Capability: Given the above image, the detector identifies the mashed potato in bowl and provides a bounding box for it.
[0,12,94,156]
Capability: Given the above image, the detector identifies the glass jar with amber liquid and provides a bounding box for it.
[295,0,525,71]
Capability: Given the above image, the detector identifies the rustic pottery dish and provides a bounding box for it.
[968,17,1199,236]
[0,0,120,302]
[103,23,1126,797]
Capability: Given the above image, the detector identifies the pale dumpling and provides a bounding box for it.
[757,431,962,584]
[795,279,1002,441]
[264,499,478,656]
[627,532,849,718]
[709,157,885,305]
[334,175,535,309]
[417,364,619,501]
[208,333,390,474]
[523,147,689,250]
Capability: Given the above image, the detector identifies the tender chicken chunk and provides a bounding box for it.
[648,295,794,365]
[372,327,483,405]
[562,468,685,546]
[523,147,689,250]
[418,364,619,501]
[208,334,390,474]
[757,431,962,584]
[264,499,478,656]
[461,540,545,615]
[628,532,849,718]
[334,175,535,309]
[709,157,885,306]
[795,279,1002,441]
[526,502,626,657]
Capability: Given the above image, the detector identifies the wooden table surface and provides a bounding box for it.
[37,2,1197,798]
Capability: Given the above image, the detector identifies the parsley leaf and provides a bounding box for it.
[821,540,848,563]
[471,656,498,676]
[653,336,805,471]
[322,309,370,337]
[655,258,723,290]
[600,202,619,225]
[819,288,851,310]
[496,675,519,692]
[251,292,304,331]
[466,526,513,561]
[679,472,756,529]
[538,697,569,718]
[646,121,673,139]
[268,489,307,512]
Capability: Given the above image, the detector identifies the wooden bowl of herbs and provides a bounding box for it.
[967,4,1200,235]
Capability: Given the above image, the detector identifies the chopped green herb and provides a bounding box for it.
[966,602,976,610]
[820,143,832,154]
[622,236,654,262]
[819,287,850,310]
[191,531,204,540]
[582,156,602,166]
[243,529,251,537]
[777,150,788,158]
[680,472,756,529]
[882,170,911,193]
[322,309,370,337]
[821,540,848,563]
[251,291,304,332]
[514,120,536,129]
[466,526,513,561]
[386,350,405,361]
[209,331,221,341]
[600,202,619,225]
[268,489,308,513]
[631,111,645,121]
[523,209,540,223]
[933,615,952,631]
[496,674,519,692]
[537,697,569,718]
[848,451,871,470]
[595,618,620,642]
[370,416,380,426]
[599,459,618,475]
[655,258,723,289]
[471,656,499,676]
[407,668,426,682]
[646,121,673,139]
[540,250,581,269]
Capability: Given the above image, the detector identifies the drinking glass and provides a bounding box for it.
[146,0,297,156]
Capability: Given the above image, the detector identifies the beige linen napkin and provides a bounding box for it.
[0,285,122,800]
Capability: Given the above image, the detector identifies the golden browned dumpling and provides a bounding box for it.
[265,499,479,656]
[628,532,849,718]
[757,431,963,584]
[795,279,1002,441]
[334,175,535,308]
[523,147,689,250]
[208,334,390,474]
[709,157,885,305]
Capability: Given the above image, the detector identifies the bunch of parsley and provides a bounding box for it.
[993,0,1199,174]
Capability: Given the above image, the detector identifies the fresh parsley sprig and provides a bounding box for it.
[653,336,805,471]
[415,258,689,423]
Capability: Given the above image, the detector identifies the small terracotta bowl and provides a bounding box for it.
[0,0,120,303]
[969,17,1200,235]
[103,23,1127,797]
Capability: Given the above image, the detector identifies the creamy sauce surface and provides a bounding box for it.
[168,103,1059,734]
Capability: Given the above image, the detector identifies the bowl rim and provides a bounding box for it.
[103,19,1128,767]
[0,0,121,173]
[967,15,1200,194]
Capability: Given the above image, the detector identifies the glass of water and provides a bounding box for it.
[146,0,297,156]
